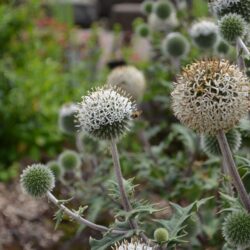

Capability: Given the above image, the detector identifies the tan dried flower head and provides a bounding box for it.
[112,238,153,250]
[172,59,249,135]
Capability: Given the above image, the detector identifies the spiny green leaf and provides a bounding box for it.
[53,208,64,230]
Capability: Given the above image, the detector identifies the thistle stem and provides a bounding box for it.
[237,37,250,55]
[47,191,126,234]
[217,130,250,212]
[110,138,132,212]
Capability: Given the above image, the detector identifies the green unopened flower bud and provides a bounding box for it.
[222,211,250,248]
[219,13,247,43]
[154,228,169,243]
[47,160,62,179]
[162,32,190,58]
[20,164,55,198]
[59,150,81,170]
[154,0,173,20]
[141,0,154,15]
[136,23,150,38]
[201,129,241,157]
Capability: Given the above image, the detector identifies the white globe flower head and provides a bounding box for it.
[76,87,137,141]
[112,239,153,250]
[190,20,219,49]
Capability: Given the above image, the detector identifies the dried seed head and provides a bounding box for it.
[76,87,137,140]
[190,20,218,49]
[172,59,249,135]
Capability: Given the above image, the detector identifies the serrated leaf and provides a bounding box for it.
[53,208,64,230]
[90,230,135,250]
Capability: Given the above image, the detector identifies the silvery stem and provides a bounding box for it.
[47,191,126,234]
[217,130,250,212]
[237,37,250,55]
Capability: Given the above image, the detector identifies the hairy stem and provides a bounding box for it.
[237,37,250,55]
[217,130,250,212]
[47,191,126,234]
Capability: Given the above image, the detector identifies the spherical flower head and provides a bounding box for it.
[107,66,146,101]
[172,59,249,135]
[141,0,154,15]
[59,150,81,170]
[219,13,247,43]
[216,39,230,54]
[76,87,137,140]
[162,32,190,58]
[154,228,169,243]
[136,23,150,38]
[47,160,62,179]
[20,164,55,198]
[190,20,218,49]
[59,103,78,135]
[201,128,241,156]
[222,211,250,248]
[154,0,173,20]
[209,0,250,23]
[112,239,152,250]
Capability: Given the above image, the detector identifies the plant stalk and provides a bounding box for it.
[47,191,126,234]
[217,130,250,212]
[237,37,250,55]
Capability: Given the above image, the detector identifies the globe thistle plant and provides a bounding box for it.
[219,13,247,43]
[136,23,150,38]
[190,20,218,49]
[222,211,250,248]
[58,103,78,135]
[162,32,190,58]
[141,0,154,15]
[154,0,173,20]
[20,164,55,198]
[59,150,81,170]
[172,59,249,135]
[107,66,146,101]
[216,39,230,54]
[201,129,242,157]
[209,0,250,23]
[76,86,137,141]
[47,160,62,179]
[112,239,153,250]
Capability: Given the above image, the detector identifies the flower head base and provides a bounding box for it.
[172,59,249,135]
[107,66,146,101]
[112,238,152,250]
[20,164,55,198]
[222,211,250,248]
[209,0,250,22]
[190,20,218,49]
[76,87,137,140]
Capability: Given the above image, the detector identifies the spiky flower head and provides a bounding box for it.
[76,87,137,140]
[154,0,173,20]
[201,129,241,156]
[141,0,154,15]
[136,23,150,38]
[47,160,62,179]
[190,20,218,49]
[219,13,247,43]
[171,59,249,135]
[20,164,55,198]
[59,103,78,135]
[162,32,190,58]
[112,238,152,250]
[209,0,250,23]
[154,228,169,243]
[107,66,146,101]
[59,150,81,170]
[222,211,250,248]
[216,39,230,54]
